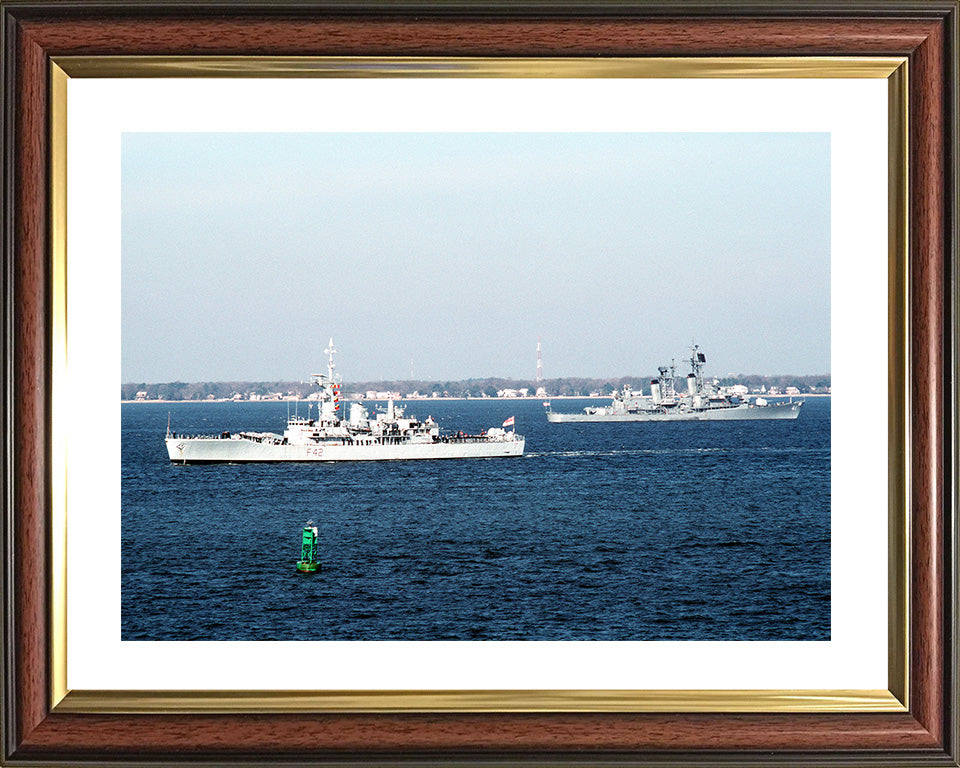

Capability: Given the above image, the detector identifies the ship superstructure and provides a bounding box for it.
[165,339,524,463]
[546,343,803,422]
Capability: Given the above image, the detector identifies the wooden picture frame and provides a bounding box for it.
[2,2,957,765]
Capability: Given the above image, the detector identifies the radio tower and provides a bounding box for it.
[536,336,543,384]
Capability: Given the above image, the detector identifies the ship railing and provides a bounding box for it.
[167,431,236,440]
[438,434,518,444]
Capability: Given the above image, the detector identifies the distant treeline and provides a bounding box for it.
[121,373,831,401]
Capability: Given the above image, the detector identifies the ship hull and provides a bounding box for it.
[166,436,525,463]
[546,401,802,423]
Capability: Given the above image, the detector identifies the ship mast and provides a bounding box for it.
[310,338,343,422]
[324,337,337,383]
[657,366,670,398]
[689,342,705,393]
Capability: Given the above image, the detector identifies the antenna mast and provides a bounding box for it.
[536,336,543,384]
[324,337,337,383]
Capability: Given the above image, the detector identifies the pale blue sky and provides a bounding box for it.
[121,132,829,382]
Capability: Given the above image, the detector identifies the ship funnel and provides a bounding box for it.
[687,374,697,395]
[650,380,661,404]
[349,402,366,426]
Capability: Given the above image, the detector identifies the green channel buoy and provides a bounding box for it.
[296,522,321,573]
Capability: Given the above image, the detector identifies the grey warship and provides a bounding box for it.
[546,344,803,423]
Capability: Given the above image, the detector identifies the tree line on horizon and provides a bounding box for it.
[121,373,832,401]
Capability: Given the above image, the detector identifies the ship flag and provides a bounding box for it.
[502,416,515,428]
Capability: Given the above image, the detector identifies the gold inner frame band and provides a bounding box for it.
[50,61,69,711]
[54,54,904,79]
[57,688,902,715]
[886,60,910,709]
[49,55,910,714]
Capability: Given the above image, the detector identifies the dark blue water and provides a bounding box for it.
[121,398,830,641]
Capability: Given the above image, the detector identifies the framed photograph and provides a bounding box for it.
[2,2,957,766]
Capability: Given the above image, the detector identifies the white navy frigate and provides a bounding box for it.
[165,339,524,462]
[545,344,803,423]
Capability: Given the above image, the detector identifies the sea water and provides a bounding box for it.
[121,397,830,641]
